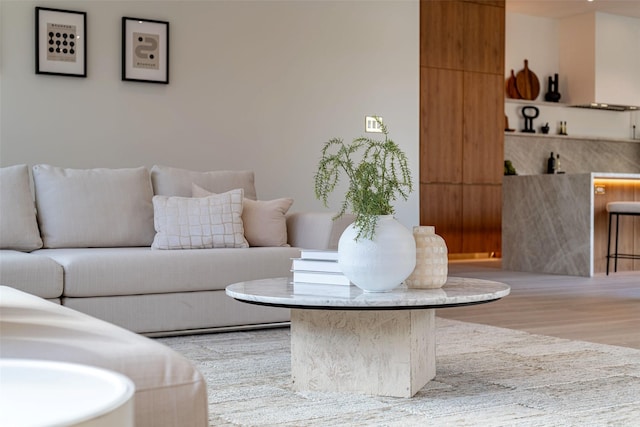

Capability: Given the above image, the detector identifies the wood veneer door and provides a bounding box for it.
[462,1,505,74]
[462,184,502,253]
[420,0,463,69]
[462,72,504,184]
[421,183,463,253]
[421,68,463,184]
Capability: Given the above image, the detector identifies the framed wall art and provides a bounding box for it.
[122,17,169,84]
[35,7,87,77]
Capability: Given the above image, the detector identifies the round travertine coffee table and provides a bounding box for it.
[226,276,510,398]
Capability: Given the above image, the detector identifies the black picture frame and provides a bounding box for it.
[35,7,87,77]
[122,17,170,84]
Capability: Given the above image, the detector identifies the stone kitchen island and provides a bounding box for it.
[503,173,640,277]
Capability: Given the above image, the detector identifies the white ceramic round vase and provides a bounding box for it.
[338,215,416,293]
[405,225,448,289]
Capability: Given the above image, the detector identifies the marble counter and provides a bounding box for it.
[503,172,640,277]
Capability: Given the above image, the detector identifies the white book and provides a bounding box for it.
[292,271,351,286]
[291,258,342,273]
[299,249,339,261]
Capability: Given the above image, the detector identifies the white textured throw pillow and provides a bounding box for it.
[0,165,43,251]
[152,189,248,249]
[32,165,155,248]
[192,184,293,247]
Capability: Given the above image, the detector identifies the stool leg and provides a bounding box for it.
[606,212,613,275]
[614,213,620,273]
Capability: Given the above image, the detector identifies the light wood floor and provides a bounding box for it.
[438,259,640,349]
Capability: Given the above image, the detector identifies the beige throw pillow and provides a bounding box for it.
[192,184,293,247]
[0,165,43,251]
[152,189,248,249]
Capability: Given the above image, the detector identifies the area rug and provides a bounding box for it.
[158,318,640,426]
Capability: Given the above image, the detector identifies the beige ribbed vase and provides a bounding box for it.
[405,226,448,289]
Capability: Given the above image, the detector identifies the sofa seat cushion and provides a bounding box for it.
[0,250,63,299]
[34,246,301,297]
[0,286,208,427]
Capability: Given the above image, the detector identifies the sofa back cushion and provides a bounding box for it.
[151,165,257,200]
[32,165,155,248]
[0,165,43,251]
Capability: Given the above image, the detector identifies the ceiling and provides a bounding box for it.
[506,0,640,19]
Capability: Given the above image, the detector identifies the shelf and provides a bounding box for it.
[504,131,640,144]
[505,98,567,107]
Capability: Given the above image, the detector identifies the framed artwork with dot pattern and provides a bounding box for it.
[35,7,87,77]
[122,17,170,84]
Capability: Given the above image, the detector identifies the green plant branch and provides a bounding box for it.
[314,118,413,241]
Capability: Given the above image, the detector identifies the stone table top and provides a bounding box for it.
[226,276,510,310]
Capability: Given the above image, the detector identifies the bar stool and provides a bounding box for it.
[606,201,640,275]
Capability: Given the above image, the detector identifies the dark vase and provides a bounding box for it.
[544,73,562,103]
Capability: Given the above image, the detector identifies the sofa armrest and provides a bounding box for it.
[286,212,354,250]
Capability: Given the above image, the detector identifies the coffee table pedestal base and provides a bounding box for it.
[291,308,435,398]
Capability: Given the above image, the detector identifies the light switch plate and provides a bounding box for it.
[365,116,383,133]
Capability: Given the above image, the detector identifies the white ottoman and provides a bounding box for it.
[0,286,208,427]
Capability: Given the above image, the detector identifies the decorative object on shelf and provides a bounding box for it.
[546,152,557,174]
[506,69,521,99]
[556,154,565,174]
[558,121,568,135]
[515,59,540,100]
[35,7,87,77]
[405,226,448,289]
[505,115,515,132]
[544,73,562,102]
[521,106,539,133]
[541,123,550,134]
[122,17,169,84]
[504,160,517,176]
[314,117,415,293]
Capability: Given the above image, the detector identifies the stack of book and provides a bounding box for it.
[291,249,351,286]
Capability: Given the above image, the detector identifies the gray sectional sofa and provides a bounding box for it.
[0,163,351,335]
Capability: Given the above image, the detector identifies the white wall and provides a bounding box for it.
[0,0,420,228]
[505,12,639,140]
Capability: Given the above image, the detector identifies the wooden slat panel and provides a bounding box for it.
[419,0,505,255]
[462,184,502,253]
[420,68,463,184]
[462,1,505,74]
[420,0,464,70]
[462,72,504,184]
[420,183,463,253]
